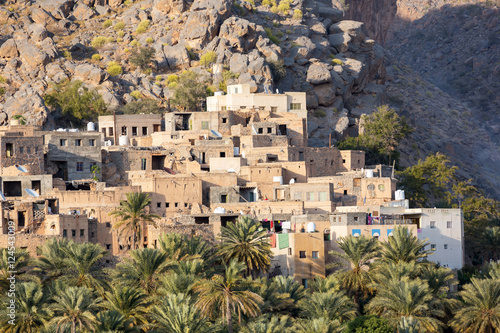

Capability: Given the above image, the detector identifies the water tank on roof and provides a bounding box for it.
[273,176,283,185]
[214,91,223,96]
[395,190,405,201]
[213,207,226,214]
[307,222,316,233]
[118,135,128,146]
[87,122,95,131]
[365,169,374,178]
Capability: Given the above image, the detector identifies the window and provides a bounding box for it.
[299,251,306,258]
[444,244,448,250]
[80,229,84,237]
[106,223,111,228]
[318,192,327,201]
[293,191,302,200]
[201,121,209,130]
[106,244,111,250]
[222,118,227,123]
[312,251,319,259]
[258,128,263,134]
[302,279,308,288]
[108,127,113,136]
[71,229,76,237]
[121,126,127,135]
[354,216,359,222]
[240,106,246,109]
[267,127,272,133]
[89,162,96,172]
[430,221,436,229]
[166,202,170,208]
[184,203,188,208]
[342,159,346,163]
[153,124,160,132]
[306,192,315,201]
[221,106,227,111]
[271,106,277,112]
[174,203,179,208]
[290,103,301,110]
[288,248,292,255]
[447,221,452,228]
[220,152,226,157]
[324,233,330,241]
[431,244,436,250]
[132,127,138,136]
[60,139,67,146]
[88,138,95,146]
[6,143,13,157]
[63,229,67,237]
[142,127,148,135]
[76,162,83,171]
[75,139,82,146]
[220,195,227,203]
[19,147,24,154]
[343,190,348,195]
[157,202,161,208]
[102,128,106,136]
[141,159,147,170]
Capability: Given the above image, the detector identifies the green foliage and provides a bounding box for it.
[267,58,286,82]
[106,61,123,76]
[130,40,140,47]
[332,58,344,65]
[91,165,100,181]
[136,20,150,34]
[44,79,107,125]
[145,37,154,44]
[199,51,217,67]
[119,99,161,114]
[185,46,197,60]
[114,21,125,31]
[167,74,179,83]
[62,50,72,60]
[264,27,280,45]
[129,46,155,71]
[346,315,394,333]
[12,114,26,125]
[117,30,125,38]
[0,75,6,83]
[91,53,101,61]
[171,71,209,111]
[103,19,113,28]
[277,0,291,14]
[130,90,142,100]
[262,0,276,6]
[91,36,108,48]
[292,9,303,19]
[222,70,240,82]
[314,109,326,118]
[0,87,5,96]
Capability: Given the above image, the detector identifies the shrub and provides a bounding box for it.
[199,51,217,67]
[156,75,162,82]
[12,115,26,125]
[119,99,161,114]
[106,61,123,76]
[273,22,279,27]
[62,50,72,60]
[91,54,101,61]
[136,20,150,34]
[293,9,303,19]
[124,48,130,52]
[332,58,344,65]
[103,19,112,28]
[167,74,179,83]
[185,46,196,60]
[264,27,280,45]
[171,71,209,111]
[124,0,132,5]
[43,80,107,125]
[222,70,240,82]
[0,87,5,96]
[0,75,6,84]
[145,37,154,44]
[270,5,279,13]
[106,37,114,43]
[129,46,155,71]
[268,58,286,82]
[277,1,290,14]
[130,40,140,47]
[117,31,125,38]
[117,38,123,43]
[91,36,107,48]
[114,21,125,31]
[130,90,142,100]
[314,109,327,117]
[275,30,284,38]
[286,29,292,34]
[168,82,178,89]
[262,0,276,6]
[143,68,152,75]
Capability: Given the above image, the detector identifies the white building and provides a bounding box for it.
[207,84,307,118]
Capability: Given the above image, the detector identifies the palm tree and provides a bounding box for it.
[330,235,379,304]
[480,226,500,262]
[380,226,433,264]
[113,248,169,295]
[48,286,101,333]
[299,290,357,322]
[93,310,138,333]
[32,238,72,285]
[0,282,51,333]
[149,293,213,333]
[486,261,500,280]
[293,317,343,333]
[273,275,307,315]
[449,277,500,333]
[158,233,212,262]
[159,259,205,296]
[194,260,262,333]
[110,192,159,250]
[398,316,420,333]
[103,286,150,325]
[242,315,294,333]
[248,277,294,314]
[309,275,341,293]
[0,248,30,294]
[60,242,109,294]
[218,216,272,277]
[366,277,444,331]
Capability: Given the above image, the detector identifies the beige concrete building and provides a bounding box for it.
[98,114,162,145]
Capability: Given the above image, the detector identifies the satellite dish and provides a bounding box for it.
[15,165,28,173]
[210,129,222,138]
[25,189,40,197]
[252,125,258,135]
[0,192,5,201]
[289,178,296,184]
[239,210,244,215]
[227,168,235,173]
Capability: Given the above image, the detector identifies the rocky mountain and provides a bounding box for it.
[0,0,498,198]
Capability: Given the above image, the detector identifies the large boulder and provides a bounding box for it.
[37,0,75,20]
[328,33,351,53]
[307,62,332,85]
[27,24,48,43]
[314,83,337,106]
[74,64,106,85]
[3,83,50,127]
[31,8,58,26]
[229,53,248,74]
[329,21,365,43]
[0,39,18,58]
[153,0,186,16]
[219,17,258,52]
[16,40,49,68]
[164,43,191,70]
[72,3,95,20]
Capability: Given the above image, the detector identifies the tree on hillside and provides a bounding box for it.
[218,216,272,278]
[0,248,30,294]
[118,99,162,114]
[129,46,155,71]
[44,79,107,126]
[170,71,208,111]
[110,192,159,251]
